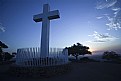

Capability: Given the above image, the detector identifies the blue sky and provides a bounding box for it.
[0,0,121,54]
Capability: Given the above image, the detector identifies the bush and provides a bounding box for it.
[80,57,98,62]
[102,51,120,60]
[102,51,121,64]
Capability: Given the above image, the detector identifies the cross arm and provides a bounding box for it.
[33,14,43,22]
[48,10,60,20]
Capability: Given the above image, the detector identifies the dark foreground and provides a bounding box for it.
[0,62,121,81]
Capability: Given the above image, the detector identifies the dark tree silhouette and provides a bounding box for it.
[65,43,92,60]
[12,52,17,57]
[4,52,14,61]
[0,41,8,61]
[0,41,8,48]
[102,51,120,61]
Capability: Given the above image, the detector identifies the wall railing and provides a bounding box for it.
[15,47,68,67]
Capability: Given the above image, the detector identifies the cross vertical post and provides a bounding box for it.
[33,4,60,57]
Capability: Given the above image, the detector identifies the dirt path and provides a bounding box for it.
[0,62,121,81]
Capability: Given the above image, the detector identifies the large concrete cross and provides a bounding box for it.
[33,4,60,57]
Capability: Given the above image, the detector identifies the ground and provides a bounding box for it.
[0,62,121,81]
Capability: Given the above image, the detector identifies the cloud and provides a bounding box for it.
[96,0,117,9]
[106,16,121,30]
[96,16,103,19]
[112,7,121,17]
[0,23,5,32]
[96,0,121,30]
[103,14,109,16]
[87,40,106,43]
[88,31,118,43]
[112,7,120,11]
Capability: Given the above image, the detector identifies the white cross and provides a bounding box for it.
[33,4,60,57]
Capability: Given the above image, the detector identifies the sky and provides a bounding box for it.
[0,0,121,54]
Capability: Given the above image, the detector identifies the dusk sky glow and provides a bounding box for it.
[0,0,121,54]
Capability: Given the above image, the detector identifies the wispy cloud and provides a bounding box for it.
[96,16,103,19]
[96,0,117,9]
[106,16,121,30]
[88,31,118,43]
[96,0,121,30]
[113,8,121,17]
[0,23,5,32]
[112,7,120,11]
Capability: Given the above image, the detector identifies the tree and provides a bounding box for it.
[0,41,8,61]
[102,51,120,61]
[12,52,16,57]
[0,41,8,48]
[4,52,14,61]
[65,43,92,60]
